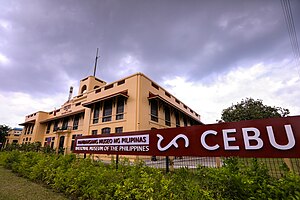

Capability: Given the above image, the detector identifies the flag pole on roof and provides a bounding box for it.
[93,48,99,77]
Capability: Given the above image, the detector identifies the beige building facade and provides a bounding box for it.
[5,128,23,146]
[19,73,202,154]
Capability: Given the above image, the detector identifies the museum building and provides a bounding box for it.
[18,73,202,154]
[4,128,23,146]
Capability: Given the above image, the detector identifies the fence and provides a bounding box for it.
[81,153,300,178]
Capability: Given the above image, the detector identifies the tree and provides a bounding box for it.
[221,98,290,122]
[0,124,11,148]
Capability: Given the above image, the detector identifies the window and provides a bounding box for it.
[150,100,158,122]
[62,118,69,130]
[102,100,112,122]
[44,137,51,147]
[73,115,80,130]
[115,127,123,133]
[44,137,55,148]
[104,84,113,90]
[117,80,125,85]
[46,122,51,133]
[175,112,180,127]
[151,82,159,90]
[92,130,98,135]
[81,85,87,94]
[116,96,124,120]
[12,140,18,144]
[58,136,65,152]
[165,92,171,98]
[53,121,59,132]
[71,134,82,151]
[102,127,111,134]
[30,125,34,134]
[26,125,32,135]
[165,106,171,126]
[51,137,55,148]
[183,116,188,127]
[75,102,81,106]
[93,103,100,124]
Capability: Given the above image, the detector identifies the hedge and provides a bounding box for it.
[0,151,300,199]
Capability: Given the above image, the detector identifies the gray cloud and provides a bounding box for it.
[0,0,299,95]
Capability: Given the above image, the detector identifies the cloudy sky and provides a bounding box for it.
[0,0,299,128]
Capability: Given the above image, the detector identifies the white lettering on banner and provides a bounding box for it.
[242,127,263,150]
[76,134,149,146]
[84,146,150,152]
[200,124,296,151]
[75,147,88,151]
[201,130,220,150]
[222,129,239,150]
[267,125,295,150]
[157,134,189,151]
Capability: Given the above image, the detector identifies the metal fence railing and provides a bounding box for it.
[78,152,300,177]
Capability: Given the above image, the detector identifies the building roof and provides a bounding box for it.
[13,128,23,131]
[39,109,85,123]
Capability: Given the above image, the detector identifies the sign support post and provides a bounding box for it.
[166,156,170,173]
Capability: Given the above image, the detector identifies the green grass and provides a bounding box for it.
[0,166,67,200]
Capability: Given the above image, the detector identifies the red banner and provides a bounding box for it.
[73,116,300,158]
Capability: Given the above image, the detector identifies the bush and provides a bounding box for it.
[2,142,42,152]
[0,151,300,200]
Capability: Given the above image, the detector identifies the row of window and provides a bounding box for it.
[94,79,126,94]
[44,134,83,151]
[91,127,123,135]
[22,137,32,142]
[93,96,125,124]
[150,100,199,127]
[24,124,34,135]
[46,114,82,133]
[6,139,19,144]
[26,113,36,118]
[81,78,125,96]
[151,82,199,118]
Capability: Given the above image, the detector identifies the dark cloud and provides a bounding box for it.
[0,0,299,95]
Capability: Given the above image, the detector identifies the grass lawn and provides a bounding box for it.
[0,166,67,200]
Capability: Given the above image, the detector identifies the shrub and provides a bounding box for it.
[0,151,300,200]
[2,150,21,170]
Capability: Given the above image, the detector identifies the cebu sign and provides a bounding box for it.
[73,115,300,158]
